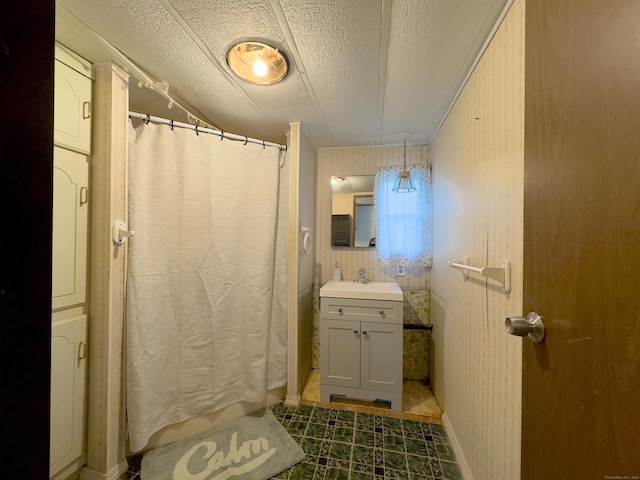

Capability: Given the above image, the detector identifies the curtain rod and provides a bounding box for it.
[128,112,288,152]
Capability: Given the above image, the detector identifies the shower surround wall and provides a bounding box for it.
[430,1,524,479]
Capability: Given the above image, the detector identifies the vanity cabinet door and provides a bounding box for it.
[320,318,360,388]
[360,321,403,393]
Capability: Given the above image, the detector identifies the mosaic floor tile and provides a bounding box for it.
[119,402,462,480]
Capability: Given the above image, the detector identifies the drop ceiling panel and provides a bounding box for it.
[57,0,512,148]
[382,0,509,143]
[279,0,385,147]
[166,0,329,143]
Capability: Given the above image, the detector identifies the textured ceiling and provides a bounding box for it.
[56,0,509,148]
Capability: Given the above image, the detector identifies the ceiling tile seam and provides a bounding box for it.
[156,0,287,140]
[429,0,516,141]
[57,3,217,129]
[375,0,393,145]
[269,0,335,146]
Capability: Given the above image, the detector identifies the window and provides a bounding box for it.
[374,165,432,267]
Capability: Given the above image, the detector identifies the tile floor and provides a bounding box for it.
[119,402,462,480]
[301,369,443,422]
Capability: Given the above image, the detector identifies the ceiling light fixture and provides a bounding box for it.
[227,41,289,85]
[392,133,416,193]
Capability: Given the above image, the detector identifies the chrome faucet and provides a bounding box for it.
[356,268,370,284]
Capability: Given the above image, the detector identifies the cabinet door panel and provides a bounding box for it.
[361,321,402,393]
[320,319,360,388]
[54,59,91,153]
[50,315,87,476]
[52,147,88,310]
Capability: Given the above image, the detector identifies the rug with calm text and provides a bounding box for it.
[141,408,305,480]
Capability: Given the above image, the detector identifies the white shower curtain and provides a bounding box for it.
[126,121,288,452]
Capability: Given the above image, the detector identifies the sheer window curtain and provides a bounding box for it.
[374,165,432,267]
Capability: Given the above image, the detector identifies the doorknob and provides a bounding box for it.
[505,312,545,343]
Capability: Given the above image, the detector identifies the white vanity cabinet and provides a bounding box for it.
[320,297,403,411]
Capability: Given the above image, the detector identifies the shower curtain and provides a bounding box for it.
[125,121,288,452]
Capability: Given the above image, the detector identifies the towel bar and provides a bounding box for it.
[448,258,511,294]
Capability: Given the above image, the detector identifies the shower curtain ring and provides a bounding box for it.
[244,136,248,145]
[263,140,266,149]
[195,125,199,136]
[144,114,150,124]
[169,120,174,131]
[220,131,224,141]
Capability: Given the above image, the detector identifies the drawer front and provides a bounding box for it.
[321,297,403,324]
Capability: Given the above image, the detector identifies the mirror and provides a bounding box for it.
[330,175,376,248]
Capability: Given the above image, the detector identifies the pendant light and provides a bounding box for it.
[392,134,416,193]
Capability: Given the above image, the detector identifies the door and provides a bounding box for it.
[320,318,360,388]
[522,0,640,478]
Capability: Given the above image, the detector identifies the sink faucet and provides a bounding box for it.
[356,268,370,284]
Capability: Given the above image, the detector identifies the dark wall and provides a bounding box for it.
[0,1,54,477]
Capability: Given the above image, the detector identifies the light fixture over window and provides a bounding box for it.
[227,41,289,85]
[392,133,416,193]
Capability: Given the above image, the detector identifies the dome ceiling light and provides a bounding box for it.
[226,41,289,85]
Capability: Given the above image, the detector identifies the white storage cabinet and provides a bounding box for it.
[50,43,91,479]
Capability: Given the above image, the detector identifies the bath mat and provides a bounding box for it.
[141,408,305,480]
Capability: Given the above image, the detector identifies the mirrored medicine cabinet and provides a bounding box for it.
[330,175,376,248]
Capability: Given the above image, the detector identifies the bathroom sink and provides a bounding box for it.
[319,280,403,301]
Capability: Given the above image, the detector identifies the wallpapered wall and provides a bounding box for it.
[430,0,525,479]
[312,145,432,375]
[314,144,430,287]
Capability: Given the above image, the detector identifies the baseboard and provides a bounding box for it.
[50,457,84,480]
[442,412,474,480]
[78,460,128,480]
[284,393,300,407]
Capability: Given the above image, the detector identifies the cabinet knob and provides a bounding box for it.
[338,308,343,315]
[362,330,368,335]
[353,329,359,334]
[379,310,385,316]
